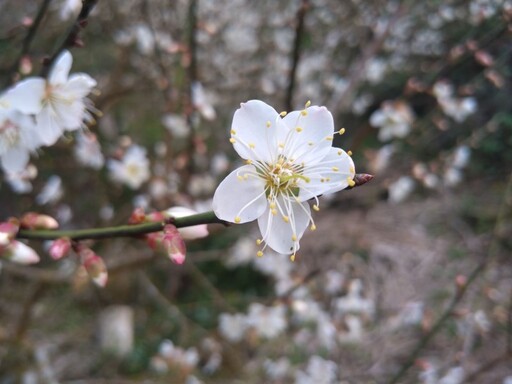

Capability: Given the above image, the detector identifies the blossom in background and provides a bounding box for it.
[213,100,355,259]
[36,175,63,205]
[192,82,216,121]
[108,145,150,189]
[8,50,97,146]
[370,100,415,141]
[162,113,190,138]
[4,164,37,194]
[218,313,248,342]
[433,80,477,123]
[74,132,104,169]
[246,303,287,339]
[164,207,209,240]
[388,176,415,203]
[295,356,338,384]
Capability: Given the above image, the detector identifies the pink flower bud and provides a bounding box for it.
[49,237,71,260]
[145,232,163,250]
[164,207,209,240]
[2,241,40,264]
[128,207,146,224]
[145,211,166,223]
[20,212,59,230]
[0,219,20,247]
[162,225,186,265]
[78,246,108,287]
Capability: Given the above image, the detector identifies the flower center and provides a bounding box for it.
[263,157,309,198]
[0,119,20,151]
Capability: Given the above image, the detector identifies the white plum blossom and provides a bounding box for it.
[9,50,97,146]
[213,100,355,259]
[370,100,415,141]
[218,313,248,342]
[295,356,338,384]
[162,113,190,138]
[36,175,63,205]
[247,303,287,339]
[433,81,477,122]
[0,107,42,173]
[74,132,104,169]
[108,145,150,189]
[388,176,415,203]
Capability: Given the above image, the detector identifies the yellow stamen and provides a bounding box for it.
[313,204,320,211]
[301,110,308,116]
[256,251,263,257]
[291,235,297,241]
[230,129,236,135]
[266,121,271,128]
[347,150,353,156]
[332,166,339,172]
[347,177,355,187]
[249,143,255,149]
[310,224,317,231]
[256,239,262,245]
[325,136,333,141]
[296,127,303,132]
[234,216,241,223]
[305,100,311,108]
[229,138,236,144]
[338,128,345,135]
[290,254,296,262]
[282,216,290,223]
[280,111,287,117]
[245,159,253,165]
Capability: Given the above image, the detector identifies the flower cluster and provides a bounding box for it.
[0,50,96,175]
[213,100,355,260]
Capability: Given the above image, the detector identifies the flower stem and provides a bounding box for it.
[16,211,226,241]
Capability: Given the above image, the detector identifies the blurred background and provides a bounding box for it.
[0,0,511,382]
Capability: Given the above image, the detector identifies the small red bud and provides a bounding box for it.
[162,225,186,265]
[20,212,59,230]
[49,237,71,260]
[78,246,108,287]
[128,207,146,224]
[0,218,20,247]
[145,211,166,223]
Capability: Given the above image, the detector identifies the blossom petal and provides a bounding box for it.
[212,164,267,223]
[281,106,334,165]
[257,197,311,255]
[49,50,72,85]
[36,106,64,146]
[298,147,355,201]
[4,78,45,114]
[64,73,97,98]
[231,100,280,163]
[1,147,29,173]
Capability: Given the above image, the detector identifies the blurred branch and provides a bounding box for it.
[186,260,236,313]
[328,2,406,113]
[41,0,98,76]
[284,0,310,111]
[3,0,52,87]
[16,211,227,241]
[464,353,512,383]
[388,171,512,384]
[11,282,47,341]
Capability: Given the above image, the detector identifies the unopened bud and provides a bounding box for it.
[0,218,20,247]
[128,207,146,224]
[49,237,71,260]
[78,246,108,287]
[2,241,40,264]
[145,211,166,223]
[20,212,59,229]
[455,274,467,290]
[162,225,186,265]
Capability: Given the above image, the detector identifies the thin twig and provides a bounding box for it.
[464,353,512,383]
[41,0,99,76]
[16,211,227,241]
[284,0,310,111]
[3,0,52,87]
[387,171,512,384]
[11,282,47,341]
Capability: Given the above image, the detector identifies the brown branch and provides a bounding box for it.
[41,0,98,76]
[11,282,47,341]
[3,0,53,87]
[284,0,310,112]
